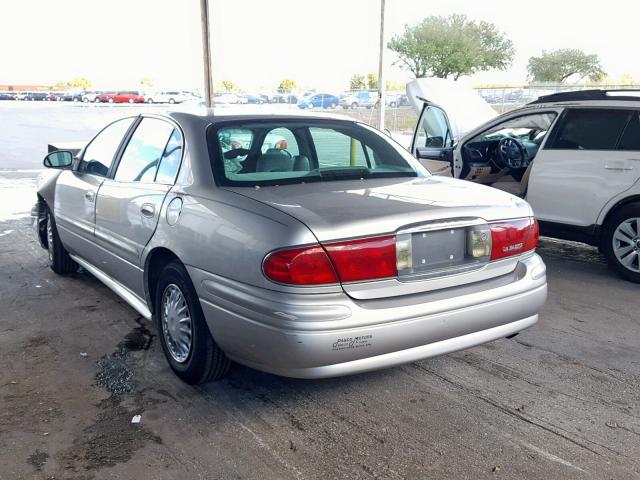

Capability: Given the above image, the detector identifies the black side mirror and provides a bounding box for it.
[43,150,73,169]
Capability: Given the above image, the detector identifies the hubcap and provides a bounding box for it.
[612,217,640,273]
[47,216,54,263]
[161,284,193,363]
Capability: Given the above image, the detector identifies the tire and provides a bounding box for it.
[46,210,78,275]
[168,98,175,104]
[602,202,640,283]
[94,98,101,103]
[351,102,358,109]
[331,102,337,109]
[146,98,154,104]
[108,98,114,103]
[128,98,134,104]
[155,260,231,383]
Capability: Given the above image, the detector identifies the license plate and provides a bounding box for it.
[396,226,489,279]
[410,228,466,272]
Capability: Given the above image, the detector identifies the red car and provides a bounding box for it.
[96,92,117,103]
[113,91,145,103]
[95,91,144,103]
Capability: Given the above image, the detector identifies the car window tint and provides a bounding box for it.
[115,118,174,182]
[155,129,183,183]
[310,127,369,167]
[550,109,630,150]
[81,118,134,177]
[262,128,299,156]
[618,112,640,151]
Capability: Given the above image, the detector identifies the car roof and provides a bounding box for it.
[528,89,640,105]
[167,109,356,125]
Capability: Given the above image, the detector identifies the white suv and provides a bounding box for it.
[410,88,640,282]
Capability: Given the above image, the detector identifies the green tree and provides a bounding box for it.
[527,49,605,83]
[277,79,297,93]
[385,80,403,91]
[367,72,379,90]
[221,80,235,91]
[349,74,366,90]
[140,77,155,87]
[68,77,92,89]
[388,14,514,80]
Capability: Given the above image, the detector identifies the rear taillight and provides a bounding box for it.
[324,235,397,283]
[489,217,539,260]
[263,235,397,286]
[263,245,338,285]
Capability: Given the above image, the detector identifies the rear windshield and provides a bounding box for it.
[209,120,424,186]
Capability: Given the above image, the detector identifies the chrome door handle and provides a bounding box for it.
[140,203,155,218]
[605,165,633,170]
[84,190,95,202]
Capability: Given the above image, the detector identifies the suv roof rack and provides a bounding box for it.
[528,89,640,105]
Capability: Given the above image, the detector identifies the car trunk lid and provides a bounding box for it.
[225,176,533,299]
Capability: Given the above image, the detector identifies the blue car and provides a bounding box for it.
[297,93,340,109]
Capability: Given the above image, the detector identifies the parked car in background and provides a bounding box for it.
[113,91,145,103]
[82,91,103,103]
[145,91,191,104]
[58,91,84,102]
[409,83,640,283]
[271,93,298,104]
[243,94,268,104]
[297,93,339,109]
[45,93,61,101]
[14,91,29,100]
[33,111,546,384]
[0,92,16,100]
[387,93,410,108]
[26,92,49,101]
[95,92,117,103]
[213,93,240,104]
[340,91,376,109]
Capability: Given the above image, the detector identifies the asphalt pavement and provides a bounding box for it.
[0,103,639,480]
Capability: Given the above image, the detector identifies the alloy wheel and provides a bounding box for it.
[612,217,640,273]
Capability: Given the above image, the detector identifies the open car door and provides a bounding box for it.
[407,78,497,177]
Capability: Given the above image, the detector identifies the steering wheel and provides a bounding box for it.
[497,137,527,169]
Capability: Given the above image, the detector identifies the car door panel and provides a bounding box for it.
[54,170,103,259]
[93,181,171,295]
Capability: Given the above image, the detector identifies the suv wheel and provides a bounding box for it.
[46,209,78,275]
[155,260,231,383]
[603,202,640,283]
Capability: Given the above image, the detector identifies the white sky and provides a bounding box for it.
[1,0,639,92]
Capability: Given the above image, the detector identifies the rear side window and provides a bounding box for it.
[549,109,630,150]
[115,118,176,183]
[155,129,183,183]
[618,112,640,151]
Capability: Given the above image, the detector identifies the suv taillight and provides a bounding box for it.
[263,235,397,286]
[489,217,539,260]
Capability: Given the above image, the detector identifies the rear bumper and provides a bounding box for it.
[189,253,547,379]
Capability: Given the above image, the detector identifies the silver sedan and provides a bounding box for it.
[33,111,547,383]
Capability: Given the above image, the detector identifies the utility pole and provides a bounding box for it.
[376,0,386,131]
[200,0,214,108]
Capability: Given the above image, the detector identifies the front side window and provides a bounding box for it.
[115,118,175,182]
[80,117,135,177]
[415,106,452,149]
[212,121,424,186]
[549,109,631,150]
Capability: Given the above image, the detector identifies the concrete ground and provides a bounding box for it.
[0,103,639,479]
